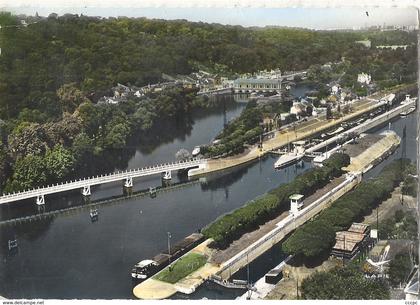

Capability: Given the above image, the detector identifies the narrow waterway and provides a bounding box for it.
[0,85,415,299]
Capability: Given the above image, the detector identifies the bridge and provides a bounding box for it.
[0,158,207,206]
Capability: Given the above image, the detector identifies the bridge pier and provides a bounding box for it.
[36,194,45,206]
[82,185,91,196]
[162,171,172,180]
[123,177,133,195]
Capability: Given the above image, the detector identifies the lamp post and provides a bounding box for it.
[167,232,172,263]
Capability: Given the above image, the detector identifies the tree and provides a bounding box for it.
[326,104,333,119]
[301,266,390,299]
[175,148,191,161]
[388,251,413,287]
[103,123,130,149]
[57,83,90,113]
[44,144,76,179]
[6,155,47,191]
[72,132,94,160]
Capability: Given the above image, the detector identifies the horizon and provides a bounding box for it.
[1,6,417,30]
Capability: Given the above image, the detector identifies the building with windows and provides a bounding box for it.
[233,78,281,93]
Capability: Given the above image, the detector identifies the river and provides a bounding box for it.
[0,85,416,299]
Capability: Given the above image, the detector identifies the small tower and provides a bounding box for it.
[289,194,304,216]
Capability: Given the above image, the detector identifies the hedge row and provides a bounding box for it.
[282,159,411,258]
[202,153,350,249]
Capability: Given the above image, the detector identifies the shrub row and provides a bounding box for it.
[282,159,411,258]
[202,153,350,249]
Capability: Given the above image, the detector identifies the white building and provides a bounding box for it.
[290,102,306,117]
[233,78,281,93]
[376,45,409,50]
[289,194,304,217]
[357,73,371,85]
[355,40,372,48]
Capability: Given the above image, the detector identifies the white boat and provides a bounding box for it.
[274,152,304,169]
[131,260,158,280]
[400,106,416,117]
[275,142,306,169]
[327,126,345,136]
[192,146,201,156]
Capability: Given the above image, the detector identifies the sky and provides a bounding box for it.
[1,3,418,30]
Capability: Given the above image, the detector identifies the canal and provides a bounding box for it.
[0,86,416,299]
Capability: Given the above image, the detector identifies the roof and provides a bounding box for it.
[348,223,369,234]
[234,78,281,85]
[404,270,419,295]
[333,231,366,252]
[289,194,304,201]
[135,259,157,268]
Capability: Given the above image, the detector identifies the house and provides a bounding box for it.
[357,73,371,85]
[355,40,372,48]
[331,223,371,260]
[290,102,306,117]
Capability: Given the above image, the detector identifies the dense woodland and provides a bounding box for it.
[0,12,417,192]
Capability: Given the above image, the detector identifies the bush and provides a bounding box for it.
[388,251,413,287]
[202,153,350,249]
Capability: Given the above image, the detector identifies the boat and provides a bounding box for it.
[149,187,157,198]
[400,106,416,117]
[274,152,304,169]
[90,208,99,218]
[131,233,204,281]
[192,146,201,156]
[274,141,306,169]
[326,126,344,136]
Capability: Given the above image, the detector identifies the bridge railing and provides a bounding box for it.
[0,158,205,199]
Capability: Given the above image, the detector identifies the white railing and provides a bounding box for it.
[0,158,206,204]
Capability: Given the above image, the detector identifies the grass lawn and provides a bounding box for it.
[154,253,208,284]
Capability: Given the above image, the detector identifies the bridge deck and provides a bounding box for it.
[0,158,205,205]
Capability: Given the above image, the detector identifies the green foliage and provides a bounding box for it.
[377,210,417,240]
[301,265,390,299]
[205,102,264,157]
[154,253,207,284]
[402,163,417,197]
[388,251,413,287]
[5,155,47,192]
[202,153,349,248]
[283,159,412,259]
[57,83,90,113]
[44,144,76,179]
